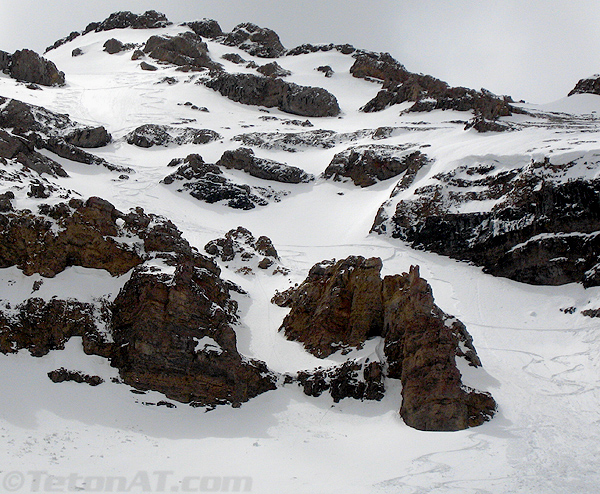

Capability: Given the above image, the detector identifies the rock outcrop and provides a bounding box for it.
[351,51,516,121]
[161,154,287,210]
[222,22,286,58]
[568,75,600,97]
[125,124,221,148]
[257,62,291,78]
[83,10,171,34]
[296,360,385,402]
[183,19,224,39]
[143,32,221,71]
[323,145,429,187]
[373,156,600,287]
[2,49,65,86]
[286,43,356,56]
[204,73,340,117]
[273,256,495,430]
[216,148,313,183]
[0,197,277,407]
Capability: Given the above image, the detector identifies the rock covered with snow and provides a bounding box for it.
[222,22,286,58]
[322,145,429,187]
[568,74,600,97]
[216,147,313,183]
[125,124,221,148]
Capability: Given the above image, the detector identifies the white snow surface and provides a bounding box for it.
[0,23,600,494]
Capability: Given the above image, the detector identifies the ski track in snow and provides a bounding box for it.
[0,22,600,494]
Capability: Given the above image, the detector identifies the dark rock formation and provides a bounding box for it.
[568,75,600,96]
[273,256,495,430]
[222,53,247,64]
[104,38,125,54]
[286,44,356,56]
[323,145,429,187]
[351,51,516,121]
[48,368,104,386]
[257,62,291,78]
[7,49,65,86]
[125,124,221,147]
[0,50,11,71]
[161,154,285,210]
[296,360,384,402]
[45,31,81,53]
[0,96,122,172]
[317,65,334,78]
[183,19,224,39]
[83,10,171,34]
[72,48,84,57]
[204,73,340,117]
[0,196,276,407]
[216,148,313,183]
[143,32,221,71]
[374,157,600,286]
[222,22,285,58]
[140,61,157,71]
[277,257,384,357]
[205,227,279,264]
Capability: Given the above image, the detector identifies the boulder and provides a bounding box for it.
[183,19,223,38]
[204,227,279,263]
[222,53,247,64]
[223,22,285,58]
[143,31,220,71]
[317,65,334,78]
[205,72,340,117]
[64,127,111,148]
[103,38,125,54]
[257,62,291,78]
[126,124,221,147]
[323,145,429,187]
[216,148,313,183]
[48,368,104,386]
[140,61,157,71]
[8,49,65,86]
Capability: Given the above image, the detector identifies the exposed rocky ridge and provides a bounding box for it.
[286,43,356,56]
[45,11,171,53]
[0,49,65,86]
[296,360,385,402]
[322,145,429,187]
[125,124,221,148]
[568,75,600,97]
[222,22,286,58]
[48,368,104,386]
[350,51,516,121]
[204,72,340,117]
[161,154,288,210]
[373,156,600,286]
[233,127,401,152]
[143,32,222,71]
[273,256,495,430]
[182,19,224,39]
[0,196,277,406]
[216,148,313,183]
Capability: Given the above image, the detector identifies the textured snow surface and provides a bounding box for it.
[0,22,600,494]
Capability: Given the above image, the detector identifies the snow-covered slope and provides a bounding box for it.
[1,14,600,493]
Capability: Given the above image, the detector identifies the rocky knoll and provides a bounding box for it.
[273,256,495,430]
[568,75,600,96]
[143,31,221,71]
[0,197,276,406]
[216,148,313,183]
[0,96,126,172]
[322,145,429,187]
[183,19,224,39]
[204,72,340,117]
[0,49,65,86]
[126,124,221,148]
[373,157,600,287]
[161,153,287,210]
[350,51,516,122]
[222,22,286,58]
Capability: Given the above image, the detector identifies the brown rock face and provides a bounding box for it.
[382,267,495,431]
[568,75,600,96]
[275,256,496,430]
[143,32,220,71]
[277,257,384,357]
